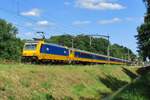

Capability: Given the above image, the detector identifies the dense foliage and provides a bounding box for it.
[46,34,136,60]
[136,0,150,61]
[0,19,23,61]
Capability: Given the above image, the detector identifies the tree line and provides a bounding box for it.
[136,0,150,61]
[0,18,136,62]
[0,19,23,61]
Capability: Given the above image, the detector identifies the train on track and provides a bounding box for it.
[21,39,130,65]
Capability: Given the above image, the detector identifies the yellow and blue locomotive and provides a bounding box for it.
[22,39,130,64]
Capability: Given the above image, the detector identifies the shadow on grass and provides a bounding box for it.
[122,67,138,80]
[99,75,128,91]
[97,91,111,99]
[98,74,128,99]
[113,66,150,100]
[113,73,150,100]
[137,66,150,75]
[98,67,139,99]
[98,66,150,100]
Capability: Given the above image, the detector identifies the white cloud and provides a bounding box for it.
[37,20,56,27]
[72,20,91,26]
[64,1,71,5]
[98,17,122,24]
[24,32,33,36]
[37,20,49,26]
[76,0,125,10]
[124,17,144,22]
[21,8,41,17]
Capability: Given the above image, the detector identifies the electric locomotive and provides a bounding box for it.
[22,39,130,64]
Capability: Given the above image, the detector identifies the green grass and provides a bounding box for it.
[113,72,150,100]
[0,64,138,100]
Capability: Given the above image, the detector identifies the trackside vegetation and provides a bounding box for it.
[0,64,138,99]
[0,19,23,61]
[136,0,150,61]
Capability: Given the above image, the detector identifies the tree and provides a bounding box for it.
[46,34,73,47]
[0,19,23,61]
[143,0,150,14]
[136,0,150,61]
[110,44,136,61]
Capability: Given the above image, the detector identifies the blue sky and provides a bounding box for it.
[0,0,146,53]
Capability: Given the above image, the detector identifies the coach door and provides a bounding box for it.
[69,50,74,59]
[70,50,74,57]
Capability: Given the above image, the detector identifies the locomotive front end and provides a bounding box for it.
[22,42,39,62]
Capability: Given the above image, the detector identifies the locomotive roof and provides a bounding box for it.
[44,43,69,49]
[25,40,68,48]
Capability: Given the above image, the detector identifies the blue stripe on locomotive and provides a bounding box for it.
[40,44,69,56]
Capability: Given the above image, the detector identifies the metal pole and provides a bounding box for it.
[128,49,130,61]
[90,36,92,46]
[107,36,110,63]
[72,38,74,48]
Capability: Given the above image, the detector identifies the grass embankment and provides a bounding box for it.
[114,67,150,100]
[0,64,138,100]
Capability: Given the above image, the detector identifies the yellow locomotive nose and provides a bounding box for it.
[21,42,39,63]
[22,50,37,57]
[22,43,38,57]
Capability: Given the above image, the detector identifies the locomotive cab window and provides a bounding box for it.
[24,43,37,50]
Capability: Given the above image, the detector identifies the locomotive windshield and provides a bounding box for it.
[24,43,37,50]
